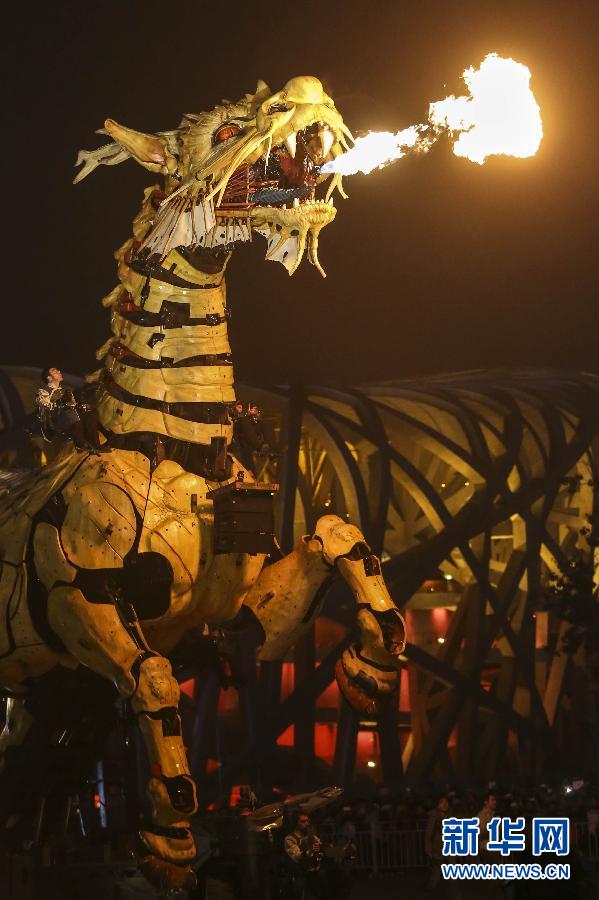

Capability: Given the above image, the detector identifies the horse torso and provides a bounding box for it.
[0,447,266,692]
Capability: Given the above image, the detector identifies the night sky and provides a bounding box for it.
[6,0,598,386]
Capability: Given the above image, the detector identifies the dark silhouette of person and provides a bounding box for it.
[229,401,267,471]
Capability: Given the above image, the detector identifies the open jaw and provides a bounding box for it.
[74,76,353,276]
[136,113,350,277]
[218,122,340,276]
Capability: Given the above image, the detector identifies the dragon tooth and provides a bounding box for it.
[320,127,334,159]
[293,197,300,208]
[284,133,297,158]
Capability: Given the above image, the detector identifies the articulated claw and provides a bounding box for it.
[139,854,197,893]
[336,606,405,717]
[138,819,197,893]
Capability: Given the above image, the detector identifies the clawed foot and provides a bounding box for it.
[139,854,197,893]
[138,822,197,893]
[335,607,405,716]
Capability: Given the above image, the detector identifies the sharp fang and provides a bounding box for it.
[293,197,300,208]
[329,197,334,205]
[320,127,334,158]
[284,133,297,158]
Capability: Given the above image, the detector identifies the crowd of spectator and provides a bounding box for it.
[203,781,599,896]
[298,780,599,839]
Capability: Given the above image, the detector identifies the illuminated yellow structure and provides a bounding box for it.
[0,78,404,891]
[1,369,598,803]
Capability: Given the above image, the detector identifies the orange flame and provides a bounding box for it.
[321,54,543,176]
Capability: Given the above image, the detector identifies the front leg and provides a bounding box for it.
[47,586,197,890]
[243,514,405,716]
[320,516,406,717]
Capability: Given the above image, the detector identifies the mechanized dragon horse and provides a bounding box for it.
[0,76,405,890]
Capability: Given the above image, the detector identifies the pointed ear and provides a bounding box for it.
[104,119,177,174]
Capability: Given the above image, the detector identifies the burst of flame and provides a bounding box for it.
[320,53,543,176]
[324,126,423,176]
[429,53,543,164]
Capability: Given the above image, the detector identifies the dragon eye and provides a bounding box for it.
[268,103,290,114]
[213,123,242,144]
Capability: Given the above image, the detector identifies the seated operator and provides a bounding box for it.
[35,367,106,452]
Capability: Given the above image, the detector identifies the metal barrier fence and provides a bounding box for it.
[573,821,599,860]
[319,825,427,873]
[320,821,599,874]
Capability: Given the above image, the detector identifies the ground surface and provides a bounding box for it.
[26,869,599,899]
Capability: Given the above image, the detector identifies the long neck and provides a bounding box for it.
[97,240,235,446]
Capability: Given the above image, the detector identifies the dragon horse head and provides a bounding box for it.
[75,76,352,276]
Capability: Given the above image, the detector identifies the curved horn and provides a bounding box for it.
[104,119,178,175]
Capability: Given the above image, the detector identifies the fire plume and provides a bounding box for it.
[429,54,543,164]
[320,54,543,177]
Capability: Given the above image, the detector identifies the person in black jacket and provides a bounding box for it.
[36,368,106,452]
[229,401,268,471]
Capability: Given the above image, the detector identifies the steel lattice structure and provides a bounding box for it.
[225,370,599,791]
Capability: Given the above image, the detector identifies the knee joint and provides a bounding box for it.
[147,774,198,819]
[163,775,197,814]
[313,515,371,567]
[131,654,180,716]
